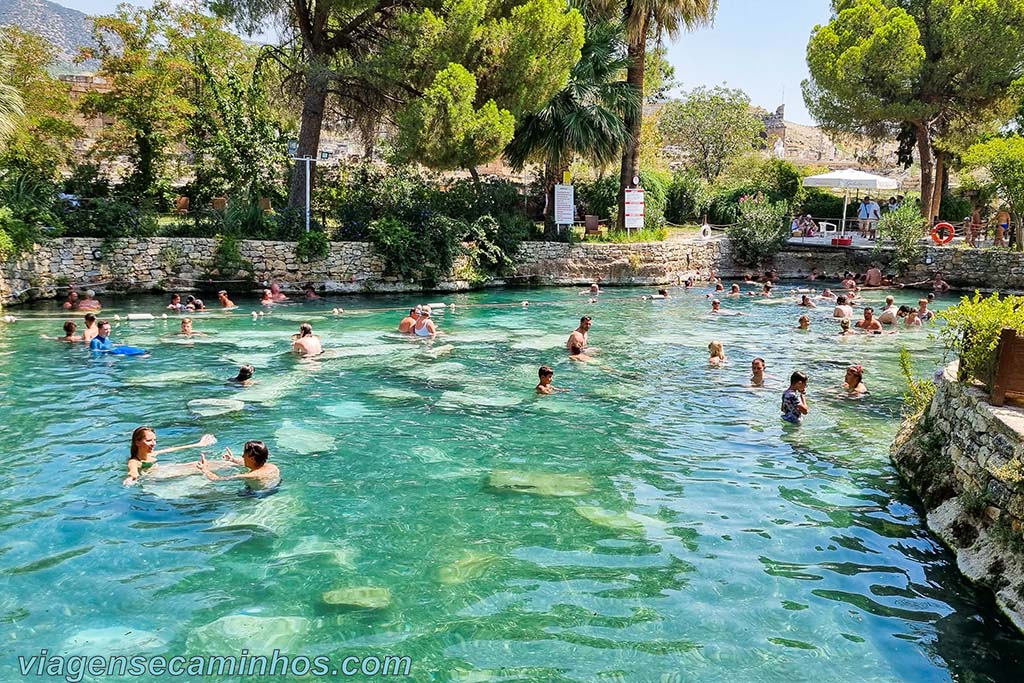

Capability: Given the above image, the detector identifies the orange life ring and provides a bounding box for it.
[931,222,955,245]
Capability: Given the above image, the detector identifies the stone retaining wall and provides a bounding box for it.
[2,235,1023,305]
[891,362,1024,632]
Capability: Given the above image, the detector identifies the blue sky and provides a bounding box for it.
[57,0,831,125]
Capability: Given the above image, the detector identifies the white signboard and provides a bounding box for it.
[554,184,575,225]
[624,188,645,230]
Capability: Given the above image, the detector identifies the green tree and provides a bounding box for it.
[504,19,640,219]
[804,0,1024,223]
[595,0,716,228]
[0,27,78,176]
[658,86,765,183]
[79,1,196,200]
[962,135,1024,250]
[643,42,676,103]
[0,57,23,142]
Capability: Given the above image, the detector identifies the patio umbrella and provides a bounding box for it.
[802,169,900,236]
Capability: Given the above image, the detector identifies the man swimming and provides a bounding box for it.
[398,308,419,333]
[877,296,898,324]
[567,315,592,352]
[855,307,883,332]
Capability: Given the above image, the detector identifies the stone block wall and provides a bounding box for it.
[891,362,1024,632]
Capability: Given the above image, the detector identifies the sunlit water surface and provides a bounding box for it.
[1,284,1023,682]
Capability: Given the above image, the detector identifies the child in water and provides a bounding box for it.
[197,441,280,491]
[536,366,569,394]
[781,372,809,424]
[708,340,727,366]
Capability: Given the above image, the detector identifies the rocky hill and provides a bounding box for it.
[0,0,94,68]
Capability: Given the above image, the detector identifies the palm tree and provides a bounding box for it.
[0,58,24,141]
[607,0,716,228]
[505,20,640,222]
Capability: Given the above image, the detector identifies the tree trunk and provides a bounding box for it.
[930,151,945,222]
[468,166,481,190]
[915,123,934,226]
[543,160,555,220]
[617,16,647,230]
[288,70,329,210]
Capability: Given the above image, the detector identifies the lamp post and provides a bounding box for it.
[291,155,314,233]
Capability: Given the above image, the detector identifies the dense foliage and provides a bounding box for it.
[875,202,924,274]
[938,293,1024,387]
[726,193,790,266]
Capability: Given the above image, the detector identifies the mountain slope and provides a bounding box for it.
[0,0,93,67]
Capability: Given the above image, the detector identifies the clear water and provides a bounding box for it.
[2,284,1023,682]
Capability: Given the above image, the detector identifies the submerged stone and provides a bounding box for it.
[188,398,245,417]
[188,615,310,653]
[438,551,499,585]
[487,470,592,497]
[63,627,166,656]
[322,586,391,609]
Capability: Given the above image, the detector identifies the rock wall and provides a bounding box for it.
[2,235,1023,305]
[891,362,1024,632]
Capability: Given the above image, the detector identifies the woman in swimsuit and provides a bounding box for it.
[123,426,216,486]
[413,310,437,338]
[843,365,868,395]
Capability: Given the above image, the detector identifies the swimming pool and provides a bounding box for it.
[1,284,1022,682]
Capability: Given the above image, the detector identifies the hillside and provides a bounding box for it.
[0,0,93,67]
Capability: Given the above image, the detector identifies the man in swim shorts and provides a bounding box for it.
[995,208,1010,247]
[567,315,591,352]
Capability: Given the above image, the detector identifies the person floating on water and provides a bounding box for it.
[123,427,217,486]
[229,364,255,386]
[197,441,280,491]
[179,318,205,337]
[781,371,809,425]
[45,320,82,343]
[536,366,569,394]
[798,294,816,308]
[843,365,868,395]
[579,283,600,296]
[292,322,323,356]
[567,315,591,352]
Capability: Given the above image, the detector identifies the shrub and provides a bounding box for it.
[754,159,803,204]
[61,198,158,238]
[939,192,973,222]
[295,230,330,261]
[938,292,1024,388]
[726,193,790,266]
[576,176,618,220]
[899,347,937,417]
[800,188,846,220]
[224,201,275,239]
[875,202,924,274]
[665,169,711,224]
[0,169,60,228]
[202,233,254,282]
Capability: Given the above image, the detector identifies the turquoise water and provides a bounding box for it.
[1,284,1023,682]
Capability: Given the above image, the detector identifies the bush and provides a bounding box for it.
[576,176,617,220]
[0,206,26,259]
[938,292,1024,388]
[202,233,254,282]
[726,193,790,266]
[295,230,330,261]
[0,169,60,228]
[939,192,973,222]
[367,215,462,286]
[875,202,924,274]
[61,198,158,238]
[754,159,803,204]
[665,170,711,224]
[899,347,937,417]
[707,183,763,225]
[799,188,846,220]
[588,226,668,243]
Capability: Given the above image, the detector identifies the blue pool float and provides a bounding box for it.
[112,346,148,356]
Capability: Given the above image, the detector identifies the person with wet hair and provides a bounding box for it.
[197,440,280,491]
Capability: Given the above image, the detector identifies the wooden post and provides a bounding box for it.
[991,328,1017,406]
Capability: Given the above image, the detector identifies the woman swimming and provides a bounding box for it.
[708,340,727,366]
[843,365,868,395]
[413,310,437,338]
[123,427,216,486]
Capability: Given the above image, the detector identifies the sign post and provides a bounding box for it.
[554,184,575,233]
[624,187,645,232]
[291,156,314,233]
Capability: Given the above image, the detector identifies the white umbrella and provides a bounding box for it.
[803,169,900,236]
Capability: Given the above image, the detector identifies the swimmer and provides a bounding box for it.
[413,310,438,338]
[855,307,882,332]
[269,282,289,302]
[47,320,83,342]
[82,313,98,343]
[197,441,280,491]
[759,283,773,297]
[726,284,742,297]
[178,317,205,337]
[167,293,185,311]
[292,322,323,355]
[714,282,725,293]
[863,264,883,287]
[89,320,115,351]
[833,295,853,319]
[809,268,820,281]
[78,290,101,311]
[917,298,934,322]
[123,427,217,486]
[536,365,569,394]
[186,295,206,312]
[567,315,591,351]
[260,289,274,306]
[816,288,836,300]
[708,340,726,366]
[877,296,898,324]
[658,288,670,298]
[905,309,922,327]
[751,357,766,387]
[798,294,816,308]
[217,290,236,308]
[843,365,868,395]
[580,283,601,296]
[838,319,857,336]
[62,290,80,310]
[398,308,419,333]
[303,283,320,300]
[229,364,255,386]
[840,276,857,290]
[781,371,809,425]
[711,299,722,313]
[797,314,811,331]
